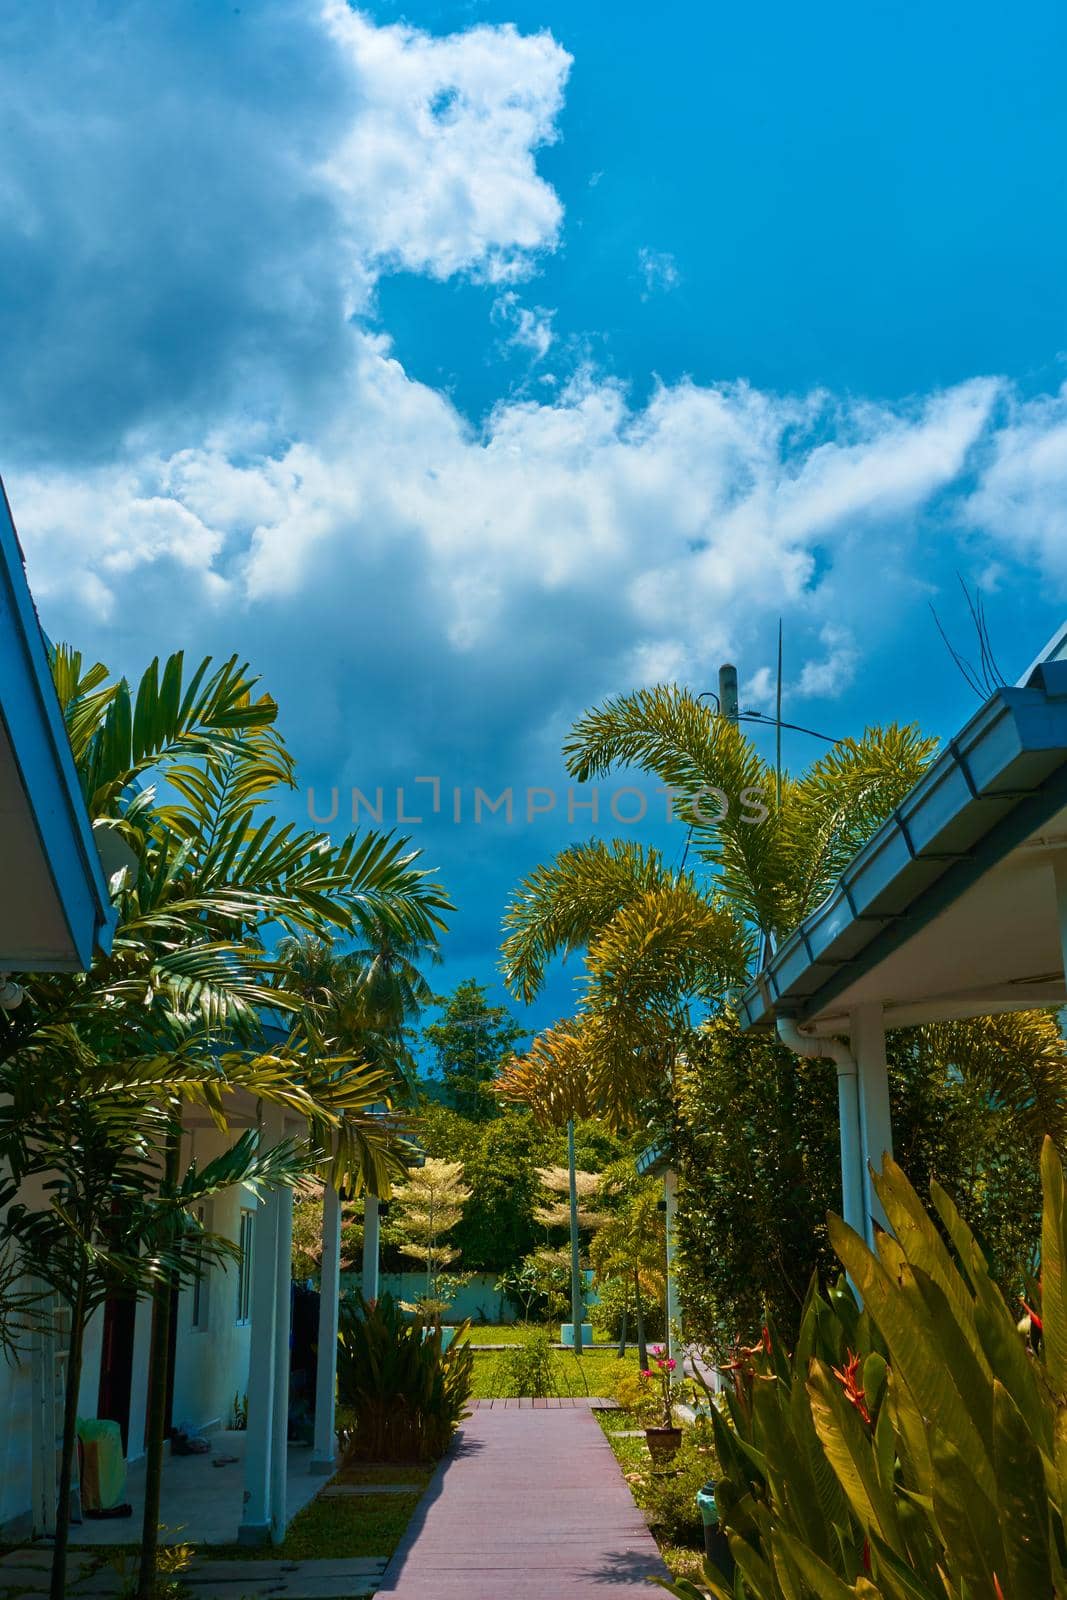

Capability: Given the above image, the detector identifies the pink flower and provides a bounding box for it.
[640,1370,652,1380]
[666,1358,677,1371]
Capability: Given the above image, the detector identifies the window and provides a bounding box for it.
[191,1204,210,1330]
[236,1208,254,1325]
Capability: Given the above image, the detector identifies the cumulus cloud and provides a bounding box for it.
[322,3,569,286]
[0,1,570,461]
[2,0,1066,840]
[15,347,1003,775]
[962,385,1067,582]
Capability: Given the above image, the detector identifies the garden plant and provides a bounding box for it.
[337,1292,473,1462]
[661,1138,1067,1600]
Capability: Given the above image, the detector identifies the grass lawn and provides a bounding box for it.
[466,1321,627,1347]
[469,1344,637,1398]
[204,1461,434,1563]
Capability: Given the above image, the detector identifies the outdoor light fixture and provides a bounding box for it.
[0,974,24,1010]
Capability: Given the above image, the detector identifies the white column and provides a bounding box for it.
[310,1181,341,1474]
[361,1193,380,1302]
[270,1180,294,1543]
[664,1168,682,1385]
[238,1106,281,1546]
[851,1003,893,1245]
[835,1058,867,1244]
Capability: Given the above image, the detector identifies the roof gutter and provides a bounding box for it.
[739,658,1067,1032]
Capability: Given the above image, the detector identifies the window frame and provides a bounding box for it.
[236,1207,255,1326]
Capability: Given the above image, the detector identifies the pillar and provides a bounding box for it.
[851,1003,893,1244]
[238,1105,281,1546]
[269,1181,294,1543]
[310,1181,341,1474]
[664,1168,682,1384]
[361,1192,380,1302]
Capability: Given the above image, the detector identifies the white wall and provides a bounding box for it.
[168,1133,255,1434]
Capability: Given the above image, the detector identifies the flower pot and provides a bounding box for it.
[644,1425,682,1463]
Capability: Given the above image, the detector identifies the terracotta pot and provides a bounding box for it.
[644,1425,683,1463]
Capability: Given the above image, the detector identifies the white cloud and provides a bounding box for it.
[2,0,1066,810]
[638,247,680,297]
[492,292,556,360]
[15,347,1003,743]
[0,2,571,459]
[321,3,569,289]
[963,384,1067,581]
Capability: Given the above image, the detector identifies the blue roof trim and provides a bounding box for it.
[0,477,115,968]
[738,659,1067,1031]
[636,1141,670,1177]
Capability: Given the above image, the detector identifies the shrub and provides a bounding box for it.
[661,1139,1067,1600]
[492,1328,561,1398]
[639,1427,717,1547]
[337,1293,473,1462]
[610,1365,659,1421]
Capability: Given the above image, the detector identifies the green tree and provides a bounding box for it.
[500,683,1067,1352]
[391,1157,472,1318]
[0,645,450,1600]
[423,979,527,1118]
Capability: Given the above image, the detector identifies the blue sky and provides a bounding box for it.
[3,0,1066,1041]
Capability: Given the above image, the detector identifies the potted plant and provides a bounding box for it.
[643,1346,683,1462]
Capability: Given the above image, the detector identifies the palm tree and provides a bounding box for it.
[499,682,1067,1344]
[562,685,938,949]
[0,646,452,1600]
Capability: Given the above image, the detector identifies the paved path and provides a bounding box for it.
[377,1400,670,1598]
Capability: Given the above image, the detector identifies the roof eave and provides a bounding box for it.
[738,660,1067,1032]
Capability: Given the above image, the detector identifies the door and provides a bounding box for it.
[97,1296,137,1454]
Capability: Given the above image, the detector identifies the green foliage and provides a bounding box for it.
[391,1158,471,1312]
[412,1102,632,1274]
[675,1012,1060,1357]
[640,1426,718,1548]
[660,1142,1067,1600]
[423,978,527,1118]
[674,1016,840,1356]
[491,1328,562,1397]
[337,1293,473,1462]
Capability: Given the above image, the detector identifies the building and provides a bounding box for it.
[738,622,1067,1245]
[0,480,343,1545]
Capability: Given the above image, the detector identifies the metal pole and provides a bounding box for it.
[717,662,738,723]
[568,1118,583,1356]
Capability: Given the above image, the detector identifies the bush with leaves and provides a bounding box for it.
[674,1009,1065,1359]
[661,1138,1067,1600]
[337,1293,473,1462]
[492,1329,563,1398]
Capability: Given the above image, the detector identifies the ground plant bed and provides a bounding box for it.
[594,1405,715,1587]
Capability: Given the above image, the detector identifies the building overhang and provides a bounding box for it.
[738,644,1067,1037]
[0,479,116,970]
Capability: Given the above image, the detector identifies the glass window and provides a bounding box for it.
[236,1208,254,1325]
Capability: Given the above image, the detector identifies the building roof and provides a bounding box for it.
[0,478,115,970]
[738,631,1067,1036]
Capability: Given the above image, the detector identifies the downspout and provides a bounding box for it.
[776,1017,866,1242]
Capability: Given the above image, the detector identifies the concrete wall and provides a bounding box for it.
[341,1271,517,1324]
[169,1183,255,1435]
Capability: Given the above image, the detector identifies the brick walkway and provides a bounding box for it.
[377,1400,670,1598]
